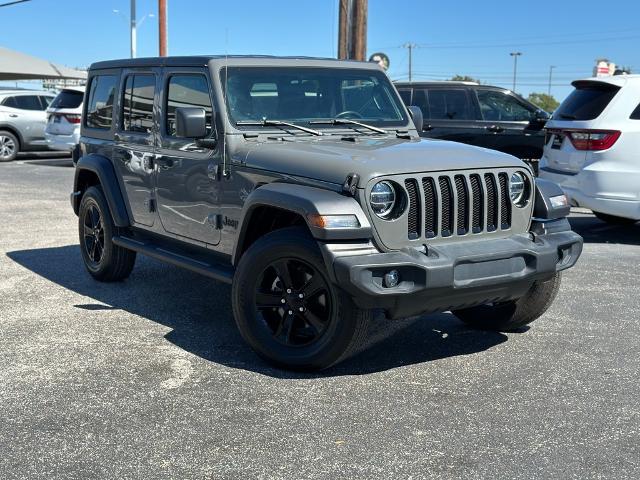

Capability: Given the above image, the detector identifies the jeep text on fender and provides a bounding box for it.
[71,56,583,370]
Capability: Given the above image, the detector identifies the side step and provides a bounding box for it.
[113,236,234,284]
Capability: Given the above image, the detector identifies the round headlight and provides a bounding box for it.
[370,181,396,218]
[509,172,527,205]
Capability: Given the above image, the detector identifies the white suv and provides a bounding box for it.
[44,86,85,152]
[539,75,640,224]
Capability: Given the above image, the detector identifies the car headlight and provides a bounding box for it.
[509,172,527,206]
[370,181,396,218]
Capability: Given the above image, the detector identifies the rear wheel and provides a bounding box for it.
[452,273,561,332]
[232,227,370,371]
[0,131,19,162]
[78,186,136,281]
[593,211,637,226]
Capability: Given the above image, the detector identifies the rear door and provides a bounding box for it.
[474,88,542,155]
[112,69,159,227]
[412,86,481,143]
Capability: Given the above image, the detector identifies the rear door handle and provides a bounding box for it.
[486,125,504,133]
[9,114,18,118]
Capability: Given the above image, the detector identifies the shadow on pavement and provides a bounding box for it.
[569,214,640,246]
[7,245,509,377]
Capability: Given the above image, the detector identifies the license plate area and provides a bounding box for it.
[551,132,563,149]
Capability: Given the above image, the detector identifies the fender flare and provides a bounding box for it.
[533,178,570,220]
[232,183,372,265]
[72,154,130,227]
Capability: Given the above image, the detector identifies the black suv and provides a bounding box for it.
[395,82,550,167]
[70,56,581,371]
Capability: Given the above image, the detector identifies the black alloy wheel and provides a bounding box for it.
[83,203,105,268]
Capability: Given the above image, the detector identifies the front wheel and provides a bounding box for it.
[594,211,637,226]
[232,227,370,371]
[452,273,561,332]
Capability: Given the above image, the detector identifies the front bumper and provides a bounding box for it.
[328,220,583,319]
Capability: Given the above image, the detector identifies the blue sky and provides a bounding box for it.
[1,0,639,101]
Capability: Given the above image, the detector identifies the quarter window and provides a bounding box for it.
[122,74,155,134]
[85,75,117,129]
[630,103,640,120]
[426,89,472,120]
[166,75,213,137]
[477,90,533,121]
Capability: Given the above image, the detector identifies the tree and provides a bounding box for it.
[527,93,559,113]
[449,75,481,84]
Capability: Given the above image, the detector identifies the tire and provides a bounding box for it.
[452,273,562,332]
[232,227,371,371]
[0,130,19,162]
[593,211,637,226]
[78,186,136,282]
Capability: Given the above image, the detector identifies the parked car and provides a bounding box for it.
[45,86,85,152]
[395,82,550,171]
[0,90,55,162]
[539,75,640,224]
[71,56,582,370]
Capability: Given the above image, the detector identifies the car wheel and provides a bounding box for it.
[232,226,371,371]
[0,131,19,162]
[593,211,637,226]
[452,273,561,332]
[78,186,136,282]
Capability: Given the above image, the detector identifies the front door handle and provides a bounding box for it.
[9,114,18,118]
[486,125,505,133]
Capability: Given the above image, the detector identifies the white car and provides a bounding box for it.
[44,86,85,152]
[539,75,640,224]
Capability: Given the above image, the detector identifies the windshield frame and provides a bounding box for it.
[219,66,411,133]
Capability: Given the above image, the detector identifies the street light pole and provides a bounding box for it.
[159,0,167,56]
[548,65,556,96]
[510,52,522,92]
[130,0,136,58]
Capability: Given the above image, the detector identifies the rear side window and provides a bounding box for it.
[122,74,155,134]
[426,89,472,120]
[553,83,620,121]
[630,103,640,120]
[85,75,117,129]
[166,74,213,137]
[50,90,84,109]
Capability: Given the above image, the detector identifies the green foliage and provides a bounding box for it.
[449,75,481,84]
[527,92,560,113]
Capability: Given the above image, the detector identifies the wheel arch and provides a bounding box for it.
[0,125,23,149]
[231,183,372,266]
[72,154,130,227]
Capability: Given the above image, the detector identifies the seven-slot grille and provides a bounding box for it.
[405,171,513,240]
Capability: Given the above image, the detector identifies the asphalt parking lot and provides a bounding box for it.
[0,158,638,479]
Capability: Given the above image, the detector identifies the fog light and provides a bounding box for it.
[384,269,399,288]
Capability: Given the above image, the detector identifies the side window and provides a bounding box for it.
[630,103,640,120]
[122,74,155,134]
[477,90,533,121]
[39,96,53,110]
[2,96,18,108]
[13,95,44,111]
[86,75,117,129]
[412,89,430,119]
[426,89,472,120]
[397,89,412,105]
[166,74,213,137]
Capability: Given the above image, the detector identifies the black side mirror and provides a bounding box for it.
[175,107,207,138]
[533,109,550,123]
[407,106,424,132]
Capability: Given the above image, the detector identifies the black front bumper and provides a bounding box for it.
[329,220,583,319]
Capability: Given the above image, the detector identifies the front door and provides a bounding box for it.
[155,69,222,246]
[112,70,158,227]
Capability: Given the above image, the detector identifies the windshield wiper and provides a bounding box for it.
[236,118,323,136]
[310,118,387,134]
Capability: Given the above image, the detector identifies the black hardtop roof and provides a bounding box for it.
[89,55,378,71]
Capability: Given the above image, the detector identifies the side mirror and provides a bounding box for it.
[175,107,207,138]
[533,109,550,123]
[407,106,424,132]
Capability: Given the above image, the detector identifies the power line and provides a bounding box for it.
[0,0,31,7]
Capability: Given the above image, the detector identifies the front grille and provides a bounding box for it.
[405,171,514,241]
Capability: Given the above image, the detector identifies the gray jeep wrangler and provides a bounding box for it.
[71,56,583,370]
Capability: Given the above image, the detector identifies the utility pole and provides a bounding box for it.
[337,0,367,60]
[548,65,556,96]
[130,0,137,58]
[510,52,522,92]
[403,43,417,82]
[159,0,167,56]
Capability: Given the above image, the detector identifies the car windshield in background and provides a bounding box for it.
[50,90,84,109]
[222,67,408,128]
[553,82,620,121]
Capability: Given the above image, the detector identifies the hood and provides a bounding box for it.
[229,135,524,186]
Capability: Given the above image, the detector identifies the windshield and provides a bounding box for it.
[222,67,408,129]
